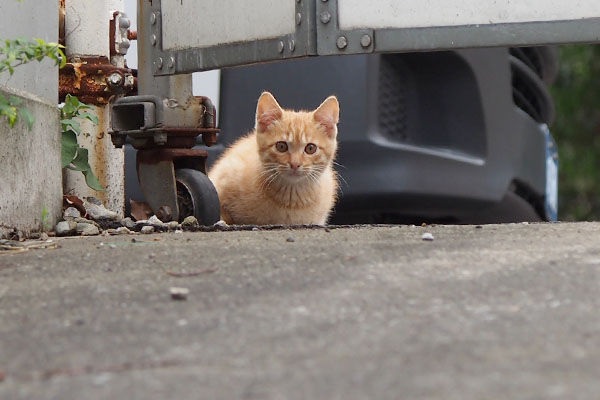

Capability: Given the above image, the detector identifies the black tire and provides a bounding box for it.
[175,168,220,225]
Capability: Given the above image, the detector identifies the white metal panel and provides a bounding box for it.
[161,0,296,51]
[338,0,600,30]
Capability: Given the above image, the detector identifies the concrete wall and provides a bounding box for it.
[0,1,58,102]
[0,86,62,239]
[0,1,61,238]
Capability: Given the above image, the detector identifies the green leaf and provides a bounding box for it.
[61,118,81,134]
[18,107,34,130]
[78,112,99,125]
[61,102,75,118]
[71,147,92,172]
[61,130,78,168]
[83,170,105,191]
[8,95,22,106]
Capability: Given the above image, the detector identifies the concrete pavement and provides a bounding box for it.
[1,222,600,399]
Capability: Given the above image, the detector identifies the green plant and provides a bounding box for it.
[41,206,51,232]
[0,34,103,192]
[550,45,600,220]
[0,38,65,128]
[61,94,105,191]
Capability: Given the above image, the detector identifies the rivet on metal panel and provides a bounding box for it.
[336,36,348,49]
[289,39,296,52]
[150,13,157,25]
[151,34,157,46]
[296,13,302,25]
[168,56,175,69]
[157,57,164,69]
[278,41,285,53]
[360,34,372,48]
[320,11,331,24]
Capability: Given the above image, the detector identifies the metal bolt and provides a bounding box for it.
[296,13,302,25]
[289,39,296,52]
[320,11,331,24]
[151,34,157,46]
[360,34,372,48]
[168,56,175,69]
[119,17,131,29]
[278,41,284,53]
[150,13,157,25]
[156,57,163,70]
[107,72,124,87]
[336,36,348,49]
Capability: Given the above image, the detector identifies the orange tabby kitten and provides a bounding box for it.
[208,92,339,225]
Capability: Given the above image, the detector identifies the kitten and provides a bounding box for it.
[208,92,340,225]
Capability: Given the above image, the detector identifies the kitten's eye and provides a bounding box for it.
[275,141,288,152]
[304,143,317,154]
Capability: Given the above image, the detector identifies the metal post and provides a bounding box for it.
[63,0,127,216]
[137,0,192,102]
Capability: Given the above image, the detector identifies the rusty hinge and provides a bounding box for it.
[59,56,137,106]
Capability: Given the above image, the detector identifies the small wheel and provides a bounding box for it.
[175,168,220,225]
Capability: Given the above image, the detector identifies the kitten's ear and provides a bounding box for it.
[313,96,339,138]
[256,92,283,132]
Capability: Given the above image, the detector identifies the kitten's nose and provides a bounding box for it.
[289,162,301,170]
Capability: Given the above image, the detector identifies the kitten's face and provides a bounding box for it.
[255,92,339,183]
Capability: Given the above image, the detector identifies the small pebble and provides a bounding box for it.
[286,236,295,243]
[121,217,135,230]
[167,221,179,231]
[55,221,77,237]
[475,225,483,229]
[252,227,260,231]
[421,232,434,241]
[116,227,131,235]
[170,287,189,300]
[181,216,199,230]
[141,226,155,234]
[77,223,100,236]
[63,207,81,220]
[214,220,229,229]
[148,215,166,227]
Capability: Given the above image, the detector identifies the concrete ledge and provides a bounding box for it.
[0,85,61,238]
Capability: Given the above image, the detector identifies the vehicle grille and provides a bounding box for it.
[378,54,408,141]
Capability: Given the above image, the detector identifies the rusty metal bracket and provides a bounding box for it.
[109,94,219,148]
[59,56,137,105]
